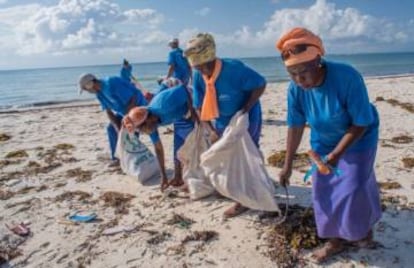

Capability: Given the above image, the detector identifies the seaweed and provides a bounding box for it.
[66,168,93,182]
[0,133,11,142]
[265,204,324,267]
[100,191,135,215]
[378,181,402,190]
[267,151,309,169]
[165,213,195,229]
[54,191,92,202]
[54,143,75,150]
[182,231,218,244]
[402,157,414,168]
[5,150,28,159]
[390,135,413,144]
[0,189,15,200]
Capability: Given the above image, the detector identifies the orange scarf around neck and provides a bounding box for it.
[200,58,222,121]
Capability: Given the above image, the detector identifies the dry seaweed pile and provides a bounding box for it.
[146,232,171,245]
[0,189,15,200]
[0,133,11,142]
[378,181,402,190]
[402,157,414,168]
[66,168,93,182]
[0,159,22,169]
[182,230,218,244]
[54,190,92,202]
[377,98,414,113]
[381,194,414,211]
[391,135,413,144]
[267,151,309,170]
[25,161,62,175]
[99,191,135,215]
[5,150,28,159]
[266,204,324,268]
[0,245,22,265]
[0,143,77,182]
[37,143,77,164]
[165,213,195,229]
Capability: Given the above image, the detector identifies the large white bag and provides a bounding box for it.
[200,112,280,212]
[177,124,215,200]
[116,128,160,183]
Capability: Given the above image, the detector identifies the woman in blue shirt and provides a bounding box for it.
[276,28,381,263]
[123,84,196,191]
[184,33,267,218]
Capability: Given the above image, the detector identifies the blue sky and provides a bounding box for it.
[0,0,413,70]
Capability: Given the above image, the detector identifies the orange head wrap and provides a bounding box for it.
[123,107,148,133]
[276,27,325,67]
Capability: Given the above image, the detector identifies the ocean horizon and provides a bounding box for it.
[1,52,414,111]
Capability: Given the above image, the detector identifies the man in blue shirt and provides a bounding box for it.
[78,73,160,167]
[120,59,135,83]
[120,59,145,90]
[166,38,192,85]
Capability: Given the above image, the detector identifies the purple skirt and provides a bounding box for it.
[312,147,382,241]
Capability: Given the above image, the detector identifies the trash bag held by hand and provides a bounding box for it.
[177,124,215,200]
[200,112,280,212]
[116,128,160,183]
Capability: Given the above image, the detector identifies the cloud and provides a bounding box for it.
[0,0,7,5]
[0,0,166,55]
[195,7,211,17]
[210,0,414,53]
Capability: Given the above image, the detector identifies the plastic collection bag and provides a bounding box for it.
[200,112,280,212]
[177,124,215,200]
[116,128,160,183]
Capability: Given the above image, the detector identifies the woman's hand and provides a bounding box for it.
[160,177,170,192]
[209,130,219,144]
[122,116,135,133]
[326,152,340,167]
[279,165,292,187]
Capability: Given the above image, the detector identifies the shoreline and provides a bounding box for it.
[1,73,414,114]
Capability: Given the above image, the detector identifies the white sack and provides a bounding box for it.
[116,128,160,183]
[177,123,215,200]
[200,112,280,212]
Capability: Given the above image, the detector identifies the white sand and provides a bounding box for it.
[1,75,414,268]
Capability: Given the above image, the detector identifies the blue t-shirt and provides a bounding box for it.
[167,48,191,84]
[287,60,379,154]
[96,77,160,144]
[148,85,189,126]
[97,77,145,116]
[120,65,132,82]
[192,59,266,130]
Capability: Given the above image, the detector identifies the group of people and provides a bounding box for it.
[78,28,382,263]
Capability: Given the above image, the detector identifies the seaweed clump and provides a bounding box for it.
[267,151,309,170]
[100,191,135,214]
[266,204,324,267]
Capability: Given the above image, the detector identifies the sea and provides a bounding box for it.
[1,52,414,111]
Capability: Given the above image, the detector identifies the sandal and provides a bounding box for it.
[223,203,248,218]
[68,211,97,223]
[5,222,30,237]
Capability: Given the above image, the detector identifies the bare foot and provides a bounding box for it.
[223,203,248,218]
[311,239,345,263]
[350,230,377,249]
[108,159,120,168]
[169,178,184,187]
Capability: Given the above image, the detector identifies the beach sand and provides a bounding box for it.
[1,75,414,268]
